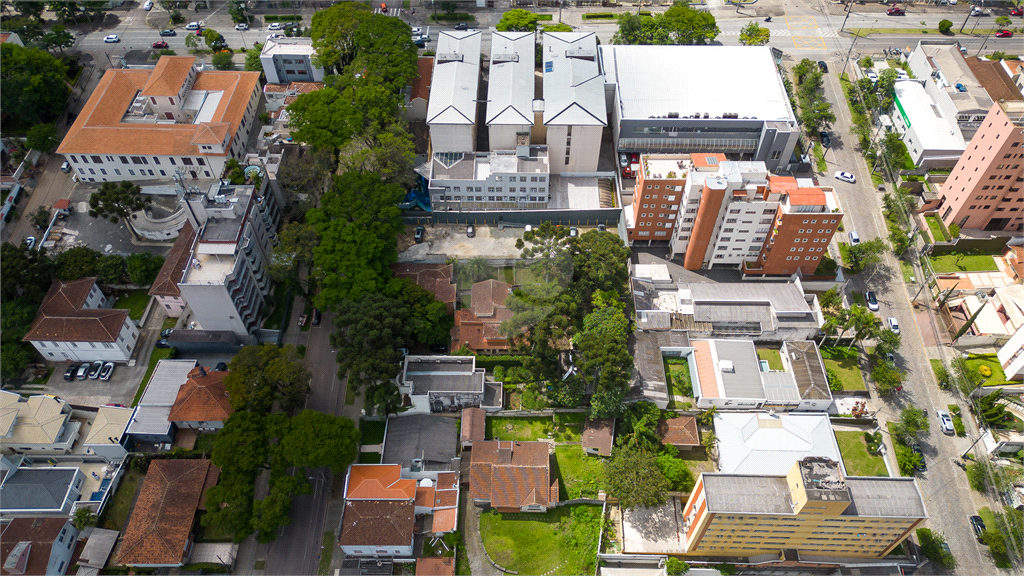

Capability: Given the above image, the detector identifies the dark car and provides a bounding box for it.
[970,515,986,542]
[817,60,828,73]
[87,360,104,380]
[413,39,426,48]
[159,29,177,36]
[64,364,79,382]
[99,361,115,381]
[155,338,171,348]
[886,7,905,15]
[466,224,475,238]
[430,343,449,354]
[414,226,425,243]
[911,444,926,471]
[312,308,322,326]
[215,362,228,371]
[76,363,90,380]
[454,22,468,30]
[819,131,831,148]
[152,41,169,49]
[161,328,174,338]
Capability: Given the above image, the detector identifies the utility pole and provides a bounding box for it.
[839,0,853,32]
[958,8,971,33]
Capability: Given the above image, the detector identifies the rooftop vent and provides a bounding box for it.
[492,53,519,64]
[667,112,679,118]
[720,360,735,373]
[436,53,463,64]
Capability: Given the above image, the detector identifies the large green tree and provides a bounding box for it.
[383,277,453,346]
[330,291,411,391]
[224,344,311,412]
[1,43,70,125]
[309,1,372,72]
[577,306,632,418]
[496,8,539,31]
[347,14,418,91]
[269,221,320,300]
[571,230,631,308]
[845,238,887,273]
[605,447,670,509]
[87,181,153,240]
[738,21,770,45]
[661,1,720,44]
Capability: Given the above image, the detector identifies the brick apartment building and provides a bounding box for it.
[748,177,844,276]
[935,100,1024,233]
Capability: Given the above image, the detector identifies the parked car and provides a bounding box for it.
[76,363,90,380]
[819,131,831,148]
[834,171,856,183]
[970,6,989,16]
[454,22,468,30]
[64,364,79,382]
[618,153,629,168]
[61,160,72,172]
[155,338,170,348]
[159,29,177,36]
[414,226,425,243]
[849,230,861,245]
[970,515,986,541]
[87,360,104,379]
[24,236,36,250]
[414,34,430,42]
[103,34,120,43]
[161,328,174,338]
[235,22,249,30]
[413,39,426,48]
[817,60,828,73]
[887,317,900,334]
[186,21,202,30]
[866,71,879,83]
[298,313,308,326]
[937,410,955,434]
[995,29,1014,38]
[99,362,115,381]
[896,70,909,81]
[866,291,879,311]
[144,0,153,9]
[152,41,168,49]
[215,362,229,371]
[312,308,322,326]
[268,22,283,30]
[569,226,578,238]
[1011,7,1024,16]
[411,27,422,34]
[267,34,283,41]
[886,6,905,14]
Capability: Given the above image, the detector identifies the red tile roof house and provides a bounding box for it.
[469,441,559,513]
[339,465,460,559]
[116,459,212,567]
[22,277,140,364]
[450,279,514,355]
[0,518,80,576]
[148,220,196,318]
[657,416,700,451]
[391,262,456,315]
[166,365,233,431]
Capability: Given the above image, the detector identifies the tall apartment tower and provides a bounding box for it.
[936,100,1024,233]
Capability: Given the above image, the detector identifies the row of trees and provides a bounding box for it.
[791,58,836,134]
[611,2,720,45]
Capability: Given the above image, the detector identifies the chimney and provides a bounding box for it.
[198,365,207,377]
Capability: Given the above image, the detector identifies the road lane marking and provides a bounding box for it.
[785,16,818,30]
[793,36,827,50]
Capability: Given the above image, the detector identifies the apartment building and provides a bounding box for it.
[262,81,323,112]
[679,458,926,558]
[747,177,843,276]
[935,100,1024,233]
[396,356,502,414]
[628,155,687,243]
[417,148,550,211]
[259,37,324,85]
[0,392,81,456]
[542,32,606,174]
[601,45,799,171]
[57,57,262,182]
[176,180,280,337]
[892,80,967,168]
[486,31,535,151]
[906,41,993,142]
[427,30,482,153]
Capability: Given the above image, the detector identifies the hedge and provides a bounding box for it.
[430,12,473,21]
[264,14,302,22]
[582,12,615,19]
[474,355,526,370]
[538,13,553,20]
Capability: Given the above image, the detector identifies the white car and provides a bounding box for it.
[103,34,120,43]
[866,71,878,83]
[415,34,430,42]
[267,33,283,41]
[410,27,422,34]
[834,171,856,184]
[887,317,900,334]
[186,21,202,30]
[143,0,153,9]
[268,22,283,30]
[235,22,249,30]
[24,236,36,249]
[937,410,955,434]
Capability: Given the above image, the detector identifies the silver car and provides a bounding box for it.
[833,171,856,184]
[937,410,955,434]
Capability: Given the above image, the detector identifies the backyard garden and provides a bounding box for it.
[554,445,606,500]
[835,431,888,476]
[820,346,867,391]
[479,505,603,575]
[486,414,584,442]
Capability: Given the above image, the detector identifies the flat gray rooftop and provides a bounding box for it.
[702,474,794,514]
[0,468,76,511]
[844,477,928,518]
[382,414,459,471]
[403,356,483,395]
[710,340,763,399]
[686,282,812,313]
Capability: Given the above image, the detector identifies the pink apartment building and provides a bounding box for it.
[936,100,1024,233]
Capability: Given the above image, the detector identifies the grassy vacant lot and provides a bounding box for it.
[113,290,150,321]
[665,358,693,399]
[554,445,606,500]
[479,505,602,575]
[487,415,583,442]
[99,469,144,532]
[978,506,1013,569]
[359,420,386,445]
[756,348,784,371]
[820,346,866,391]
[929,254,999,273]
[835,431,888,477]
[133,347,172,406]
[925,215,950,242]
[195,510,236,542]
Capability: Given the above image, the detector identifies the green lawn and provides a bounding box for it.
[359,420,386,445]
[756,348,784,371]
[851,291,865,306]
[318,532,335,575]
[98,469,144,532]
[552,413,584,442]
[195,510,236,542]
[133,347,172,407]
[925,215,950,243]
[963,354,1010,386]
[553,445,606,500]
[194,432,217,454]
[113,290,150,321]
[835,431,888,477]
[665,358,693,399]
[899,260,915,284]
[928,254,999,273]
[479,505,602,575]
[978,507,1013,569]
[161,316,177,331]
[820,347,866,391]
[813,142,827,172]
[486,417,551,441]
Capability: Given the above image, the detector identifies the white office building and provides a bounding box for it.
[542,32,607,175]
[486,31,535,151]
[427,30,482,153]
[259,37,324,85]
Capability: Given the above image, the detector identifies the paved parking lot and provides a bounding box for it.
[398,224,524,261]
[42,360,147,407]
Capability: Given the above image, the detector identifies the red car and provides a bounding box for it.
[1011,7,1023,15]
[152,41,168,49]
[995,29,1014,37]
[886,7,905,15]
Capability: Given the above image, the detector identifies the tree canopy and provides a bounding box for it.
[496,9,539,31]
[1,43,70,125]
[330,291,411,391]
[576,306,632,418]
[605,446,670,508]
[612,2,720,45]
[738,21,770,46]
[224,344,311,412]
[87,181,152,238]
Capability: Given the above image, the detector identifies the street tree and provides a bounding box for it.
[738,21,770,45]
[224,344,311,412]
[330,291,411,390]
[245,42,263,71]
[309,1,372,72]
[184,32,200,50]
[875,68,899,98]
[605,446,670,509]
[25,123,58,152]
[269,221,320,300]
[845,238,887,273]
[201,28,225,49]
[50,1,81,23]
[612,12,673,45]
[40,25,75,55]
[212,51,234,70]
[383,277,453,346]
[87,181,152,240]
[800,100,837,132]
[0,43,70,125]
[871,360,904,396]
[279,410,359,472]
[938,18,953,33]
[496,8,539,31]
[995,15,1012,27]
[874,328,902,358]
[891,406,929,444]
[661,1,720,44]
[32,206,50,229]
[13,1,44,19]
[347,14,418,91]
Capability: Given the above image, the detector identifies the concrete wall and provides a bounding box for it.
[429,124,475,153]
[489,124,530,151]
[547,125,603,175]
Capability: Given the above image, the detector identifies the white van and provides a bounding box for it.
[849,231,860,245]
[186,21,201,30]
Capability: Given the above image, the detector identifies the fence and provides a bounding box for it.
[928,236,1011,256]
[404,208,621,227]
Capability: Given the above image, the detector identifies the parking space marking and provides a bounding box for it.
[793,36,827,50]
[785,16,818,30]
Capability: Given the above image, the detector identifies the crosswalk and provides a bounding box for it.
[373,7,403,17]
[719,27,840,38]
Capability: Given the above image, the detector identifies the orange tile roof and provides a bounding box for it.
[434,489,458,508]
[167,367,233,423]
[339,500,414,547]
[472,279,511,317]
[346,464,417,500]
[1,518,74,576]
[190,122,230,146]
[435,472,459,491]
[469,441,556,509]
[141,56,195,96]
[692,341,719,399]
[416,486,436,507]
[431,507,458,534]
[58,59,259,157]
[149,221,196,298]
[657,416,700,446]
[417,557,455,576]
[412,57,434,102]
[23,278,130,343]
[117,459,210,566]
[690,153,727,169]
[769,174,799,193]
[392,263,456,306]
[461,407,485,443]
[789,187,826,206]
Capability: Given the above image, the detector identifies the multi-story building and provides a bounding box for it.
[262,81,323,112]
[906,41,993,142]
[176,179,280,337]
[57,57,262,182]
[149,221,195,318]
[0,392,81,456]
[486,31,535,151]
[747,177,843,276]
[542,32,606,175]
[259,37,324,85]
[417,147,550,211]
[678,457,926,558]
[935,100,1024,233]
[892,80,967,168]
[427,30,482,153]
[396,356,502,414]
[601,45,799,172]
[628,154,687,243]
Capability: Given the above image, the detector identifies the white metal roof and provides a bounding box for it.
[713,412,844,476]
[600,45,795,122]
[427,30,482,126]
[541,32,606,126]
[139,359,196,407]
[893,81,966,152]
[486,31,535,126]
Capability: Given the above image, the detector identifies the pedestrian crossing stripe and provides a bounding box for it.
[373,8,404,17]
